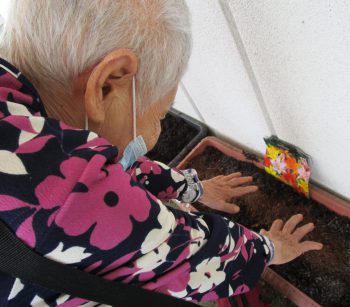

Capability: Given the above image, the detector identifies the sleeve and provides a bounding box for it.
[126,156,203,203]
[49,153,274,303]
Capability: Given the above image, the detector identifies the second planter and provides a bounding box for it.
[146,108,208,167]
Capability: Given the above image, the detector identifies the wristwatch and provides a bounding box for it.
[181,169,204,203]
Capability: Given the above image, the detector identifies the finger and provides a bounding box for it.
[228,176,253,187]
[223,172,242,181]
[299,241,323,254]
[270,219,284,231]
[283,214,303,234]
[217,201,240,214]
[230,185,258,197]
[292,223,315,241]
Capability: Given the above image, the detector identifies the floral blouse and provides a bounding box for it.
[0,58,273,307]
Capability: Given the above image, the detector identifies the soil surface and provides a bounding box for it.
[146,113,198,164]
[186,147,350,307]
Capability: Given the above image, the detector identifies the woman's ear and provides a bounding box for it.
[84,49,138,125]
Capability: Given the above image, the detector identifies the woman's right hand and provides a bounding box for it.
[260,214,323,265]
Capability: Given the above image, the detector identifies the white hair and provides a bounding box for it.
[0,0,192,113]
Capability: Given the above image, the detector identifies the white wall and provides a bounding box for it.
[0,0,10,20]
[174,0,271,153]
[175,0,350,200]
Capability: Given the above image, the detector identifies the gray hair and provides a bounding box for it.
[0,0,192,113]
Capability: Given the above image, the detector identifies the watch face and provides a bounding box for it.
[182,189,198,204]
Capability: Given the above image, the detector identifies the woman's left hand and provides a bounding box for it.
[199,172,258,214]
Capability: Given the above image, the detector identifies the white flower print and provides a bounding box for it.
[55,294,70,305]
[188,257,225,293]
[6,101,32,116]
[8,278,24,300]
[135,243,171,273]
[45,242,92,264]
[87,131,98,142]
[140,201,176,253]
[170,169,184,183]
[135,167,142,176]
[29,117,45,134]
[30,295,49,307]
[0,150,27,175]
[168,289,188,299]
[188,226,207,257]
[155,160,170,170]
[19,131,37,145]
[18,117,45,145]
[223,233,235,253]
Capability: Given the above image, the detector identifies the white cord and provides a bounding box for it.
[85,112,88,130]
[132,76,137,140]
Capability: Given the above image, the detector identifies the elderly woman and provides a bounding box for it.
[0,1,322,306]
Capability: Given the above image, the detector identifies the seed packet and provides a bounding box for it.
[264,136,311,197]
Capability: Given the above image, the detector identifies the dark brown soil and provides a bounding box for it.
[147,113,198,164]
[187,147,350,307]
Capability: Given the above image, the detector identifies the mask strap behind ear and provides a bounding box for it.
[132,76,137,141]
[85,113,88,130]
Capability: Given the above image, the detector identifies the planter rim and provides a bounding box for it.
[177,135,350,307]
[262,268,321,307]
[167,108,208,167]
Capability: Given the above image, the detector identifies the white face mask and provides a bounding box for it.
[85,76,147,170]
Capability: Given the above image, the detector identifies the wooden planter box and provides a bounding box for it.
[177,136,350,307]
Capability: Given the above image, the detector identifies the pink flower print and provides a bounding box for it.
[16,135,54,154]
[138,157,162,175]
[233,284,250,295]
[144,262,191,295]
[35,157,88,210]
[297,158,311,181]
[158,186,178,200]
[202,291,219,302]
[54,157,152,250]
[0,72,34,105]
[0,156,89,248]
[271,153,287,175]
[297,166,311,181]
[4,116,45,146]
[0,157,87,248]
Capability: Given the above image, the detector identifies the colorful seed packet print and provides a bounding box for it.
[264,136,311,197]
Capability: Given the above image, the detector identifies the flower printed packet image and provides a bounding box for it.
[264,136,311,197]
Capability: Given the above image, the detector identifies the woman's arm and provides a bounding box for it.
[49,156,273,303]
[126,157,260,215]
[126,156,203,203]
